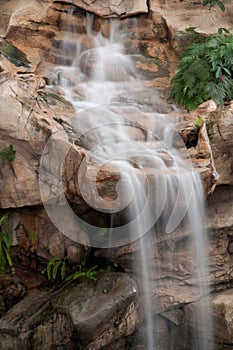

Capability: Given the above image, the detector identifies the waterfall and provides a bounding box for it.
[43,12,213,350]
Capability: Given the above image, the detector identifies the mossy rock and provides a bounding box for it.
[0,39,31,68]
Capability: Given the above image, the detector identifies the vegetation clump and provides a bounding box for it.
[46,256,105,282]
[171,34,233,111]
[0,145,16,162]
[179,0,232,11]
[0,39,30,68]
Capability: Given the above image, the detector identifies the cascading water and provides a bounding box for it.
[45,13,213,350]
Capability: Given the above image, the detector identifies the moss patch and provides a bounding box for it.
[0,39,31,68]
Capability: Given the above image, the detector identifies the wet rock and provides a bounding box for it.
[1,2,233,349]
[95,184,233,317]
[150,1,233,50]
[0,274,27,310]
[9,207,90,270]
[57,0,148,18]
[0,273,142,350]
[102,338,126,349]
[0,294,6,317]
[78,46,136,81]
[212,289,233,345]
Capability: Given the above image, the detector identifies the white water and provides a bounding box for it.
[50,14,213,350]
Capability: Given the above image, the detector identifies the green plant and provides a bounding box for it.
[194,117,204,128]
[46,256,105,282]
[0,144,16,162]
[46,256,68,280]
[174,27,207,53]
[179,0,232,11]
[218,27,233,34]
[202,0,231,11]
[171,34,233,111]
[66,265,105,282]
[0,40,31,68]
[0,214,15,275]
[29,226,36,245]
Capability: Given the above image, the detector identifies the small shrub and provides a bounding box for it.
[0,145,16,162]
[171,34,233,111]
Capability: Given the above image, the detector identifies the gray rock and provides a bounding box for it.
[0,273,142,350]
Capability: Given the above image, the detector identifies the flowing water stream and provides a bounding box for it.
[45,12,213,349]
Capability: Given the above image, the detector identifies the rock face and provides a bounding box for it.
[207,104,233,185]
[212,289,233,347]
[0,273,142,350]
[58,0,148,18]
[0,0,233,349]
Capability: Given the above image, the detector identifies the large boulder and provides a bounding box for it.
[55,0,148,18]
[0,273,142,350]
[0,78,72,208]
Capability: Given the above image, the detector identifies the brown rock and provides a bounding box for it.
[57,0,148,18]
[212,289,233,344]
[207,104,233,186]
[0,274,27,310]
[0,273,142,349]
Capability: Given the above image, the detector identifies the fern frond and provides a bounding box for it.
[171,32,233,111]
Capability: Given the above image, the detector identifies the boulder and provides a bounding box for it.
[212,289,233,346]
[0,78,72,208]
[56,0,148,18]
[0,273,142,349]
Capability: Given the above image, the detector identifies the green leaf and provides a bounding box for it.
[29,227,36,244]
[52,261,63,279]
[66,265,104,282]
[0,215,14,275]
[0,145,16,162]
[171,33,233,111]
[3,246,13,268]
[46,256,62,280]
[61,260,67,280]
[66,271,83,281]
[222,66,231,75]
[94,227,107,242]
[210,0,217,7]
[195,117,205,128]
[217,1,225,10]
[215,66,222,78]
[219,27,230,34]
[0,214,8,227]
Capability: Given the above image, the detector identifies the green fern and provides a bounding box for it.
[171,34,233,111]
[46,256,68,280]
[46,256,105,282]
[66,265,105,282]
